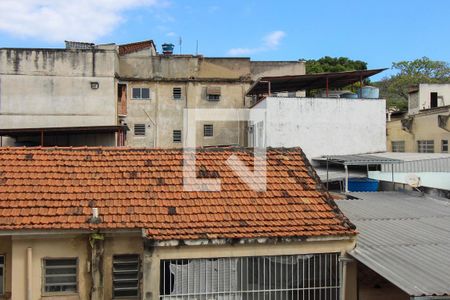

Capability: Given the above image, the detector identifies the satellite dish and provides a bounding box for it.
[405,173,421,188]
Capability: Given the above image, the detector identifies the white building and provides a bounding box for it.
[248,70,387,160]
[408,83,450,115]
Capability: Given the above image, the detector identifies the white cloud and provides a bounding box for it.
[227,30,286,56]
[0,0,168,42]
[166,31,176,37]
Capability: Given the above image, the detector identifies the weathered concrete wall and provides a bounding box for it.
[0,237,11,300]
[250,97,387,159]
[11,235,90,300]
[0,48,118,130]
[250,61,305,79]
[387,106,450,152]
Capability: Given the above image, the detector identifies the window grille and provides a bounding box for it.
[134,124,146,136]
[160,253,340,300]
[418,140,434,153]
[442,140,448,153]
[206,87,221,101]
[43,258,78,293]
[113,254,140,298]
[132,88,150,100]
[0,255,4,295]
[391,141,405,152]
[203,125,214,137]
[173,87,182,100]
[173,130,182,143]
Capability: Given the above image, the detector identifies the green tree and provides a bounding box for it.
[304,56,368,74]
[375,57,450,110]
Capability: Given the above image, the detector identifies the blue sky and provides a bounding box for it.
[1,0,449,80]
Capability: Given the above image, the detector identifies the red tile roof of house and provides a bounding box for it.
[0,147,355,241]
[118,40,155,55]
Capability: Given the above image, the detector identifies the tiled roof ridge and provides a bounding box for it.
[118,40,155,55]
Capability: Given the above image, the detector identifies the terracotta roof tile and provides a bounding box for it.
[119,40,155,55]
[0,147,355,240]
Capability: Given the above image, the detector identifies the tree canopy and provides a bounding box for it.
[375,57,450,110]
[304,56,368,74]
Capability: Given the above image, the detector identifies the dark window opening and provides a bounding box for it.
[431,92,438,108]
[442,140,448,153]
[173,87,182,100]
[173,130,182,143]
[204,124,213,137]
[43,258,78,293]
[134,124,146,136]
[113,254,140,298]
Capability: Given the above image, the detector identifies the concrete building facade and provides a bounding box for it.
[249,97,387,159]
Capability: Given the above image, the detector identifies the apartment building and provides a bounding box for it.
[0,40,305,148]
[387,84,450,153]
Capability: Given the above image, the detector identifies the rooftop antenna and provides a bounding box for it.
[196,40,199,56]
[179,36,182,54]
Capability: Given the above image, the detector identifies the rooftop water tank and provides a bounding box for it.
[162,43,175,55]
[340,92,358,99]
[358,86,379,99]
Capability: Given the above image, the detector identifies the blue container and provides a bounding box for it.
[358,86,379,99]
[162,43,175,54]
[347,178,379,192]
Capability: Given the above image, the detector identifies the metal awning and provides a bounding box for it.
[246,68,387,96]
[0,125,128,137]
[315,154,403,166]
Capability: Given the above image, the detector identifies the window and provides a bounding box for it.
[418,140,434,153]
[206,86,221,101]
[173,87,182,100]
[204,124,213,137]
[430,92,438,108]
[442,140,449,153]
[113,254,140,298]
[160,253,340,300]
[0,255,4,295]
[132,88,150,100]
[134,124,146,136]
[391,141,405,152]
[43,258,77,294]
[173,130,182,143]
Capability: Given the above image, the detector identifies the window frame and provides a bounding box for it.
[203,124,214,137]
[442,140,449,153]
[42,257,78,296]
[134,124,146,136]
[172,87,182,100]
[206,94,221,101]
[0,254,4,296]
[112,254,140,299]
[417,140,434,153]
[131,87,151,100]
[173,130,182,143]
[391,140,405,152]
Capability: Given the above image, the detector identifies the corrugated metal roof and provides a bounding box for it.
[315,154,402,166]
[375,152,450,172]
[337,192,450,297]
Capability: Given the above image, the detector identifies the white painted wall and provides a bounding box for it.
[249,97,386,159]
[369,171,450,190]
[409,83,450,114]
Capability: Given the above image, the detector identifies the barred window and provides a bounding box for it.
[113,254,140,298]
[391,141,405,152]
[206,86,221,101]
[160,253,340,299]
[173,130,182,143]
[134,124,146,136]
[43,258,78,293]
[173,87,182,100]
[417,140,434,153]
[442,140,448,153]
[204,124,213,137]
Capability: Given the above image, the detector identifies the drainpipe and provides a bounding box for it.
[340,256,354,300]
[344,165,349,193]
[27,247,32,300]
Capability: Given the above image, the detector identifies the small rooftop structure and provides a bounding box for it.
[337,192,450,298]
[246,68,387,96]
